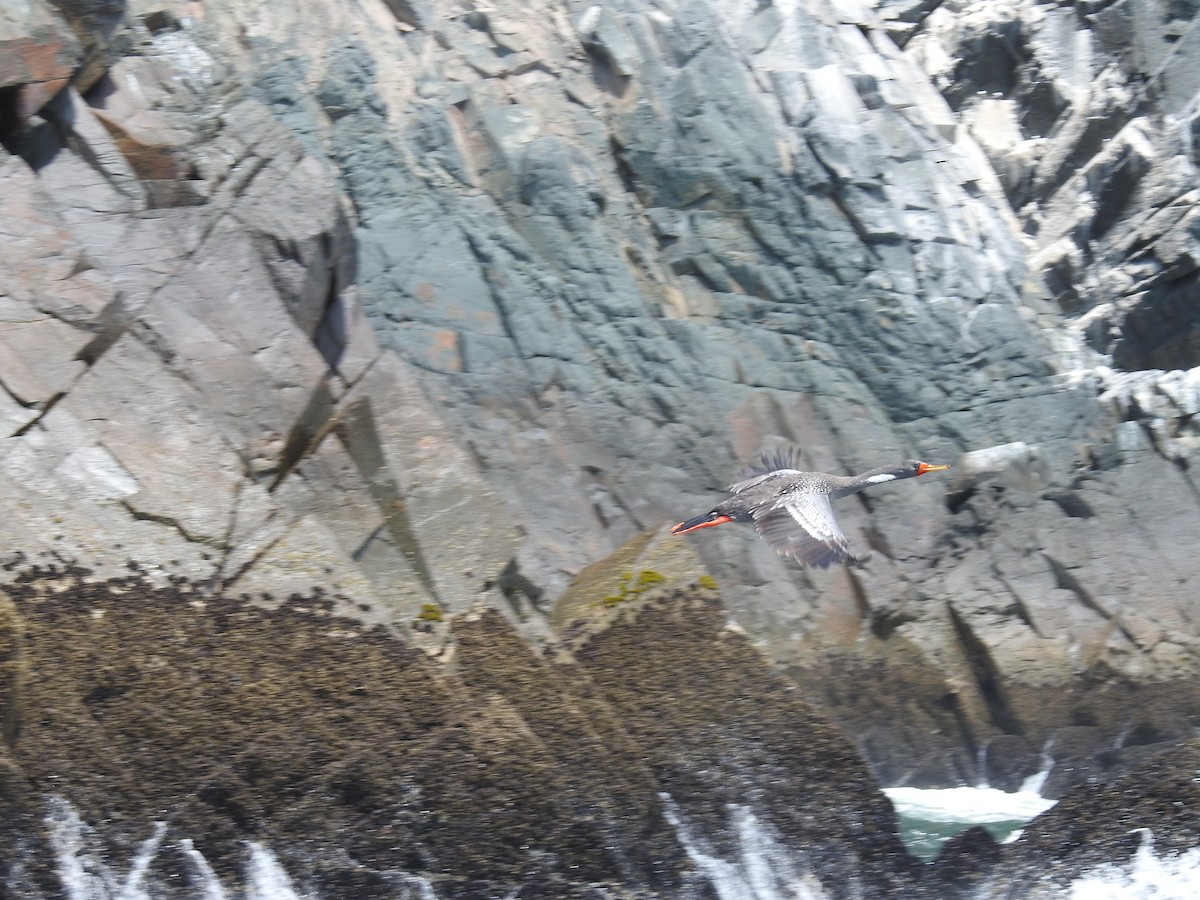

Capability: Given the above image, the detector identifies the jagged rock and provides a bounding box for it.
[43,0,133,94]
[932,826,1000,897]
[905,0,1200,378]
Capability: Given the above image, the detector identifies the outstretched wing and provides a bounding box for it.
[751,492,852,568]
[727,447,805,493]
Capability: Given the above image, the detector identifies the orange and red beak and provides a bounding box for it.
[671,514,734,535]
[916,462,951,476]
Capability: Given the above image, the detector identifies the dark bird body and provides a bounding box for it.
[672,448,950,567]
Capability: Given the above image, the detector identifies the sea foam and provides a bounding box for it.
[1069,830,1200,900]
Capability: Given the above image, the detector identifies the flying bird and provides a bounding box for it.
[671,448,951,567]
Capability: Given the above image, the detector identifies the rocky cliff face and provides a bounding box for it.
[1,0,1198,796]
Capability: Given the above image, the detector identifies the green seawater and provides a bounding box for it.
[895,812,1030,862]
[884,785,1058,863]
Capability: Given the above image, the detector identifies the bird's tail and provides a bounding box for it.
[671,512,734,535]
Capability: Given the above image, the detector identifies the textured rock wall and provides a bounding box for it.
[899,0,1200,438]
[1,0,1198,788]
[864,0,1200,785]
[1,0,516,637]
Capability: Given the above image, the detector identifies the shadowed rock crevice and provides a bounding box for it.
[1042,489,1094,519]
[332,397,441,605]
[73,293,132,366]
[488,559,546,619]
[0,85,29,148]
[1041,553,1137,649]
[119,501,227,550]
[380,0,423,31]
[939,690,981,777]
[1110,282,1200,372]
[947,604,1023,737]
[265,380,337,491]
[314,278,351,373]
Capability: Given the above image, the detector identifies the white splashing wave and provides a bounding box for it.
[660,794,829,900]
[42,796,438,900]
[1069,830,1200,900]
[883,785,1057,825]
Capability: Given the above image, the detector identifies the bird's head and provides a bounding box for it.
[907,460,951,477]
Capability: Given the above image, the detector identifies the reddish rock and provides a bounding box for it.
[0,2,80,122]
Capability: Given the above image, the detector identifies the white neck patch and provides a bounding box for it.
[866,473,897,484]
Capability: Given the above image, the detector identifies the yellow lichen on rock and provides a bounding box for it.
[550,526,716,643]
[417,603,445,623]
[635,570,665,588]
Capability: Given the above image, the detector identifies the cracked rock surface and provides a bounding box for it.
[1,0,1198,793]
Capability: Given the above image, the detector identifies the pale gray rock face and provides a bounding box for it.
[0,0,1197,790]
[0,3,514,630]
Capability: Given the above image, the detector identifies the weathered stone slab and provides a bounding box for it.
[0,313,88,408]
[58,335,241,547]
[342,354,517,613]
[0,155,116,326]
[268,433,427,619]
[225,510,381,604]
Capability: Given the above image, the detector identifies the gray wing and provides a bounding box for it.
[727,447,805,493]
[751,493,852,568]
[728,468,803,494]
